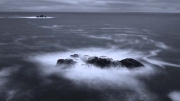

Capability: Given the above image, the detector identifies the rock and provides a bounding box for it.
[86,57,120,68]
[70,54,79,58]
[119,58,144,68]
[57,59,76,66]
[36,15,47,18]
[56,55,144,69]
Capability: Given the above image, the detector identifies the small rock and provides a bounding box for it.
[70,54,79,58]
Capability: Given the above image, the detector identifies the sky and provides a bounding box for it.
[0,0,180,12]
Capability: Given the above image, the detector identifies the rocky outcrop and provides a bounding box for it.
[86,57,120,68]
[36,15,47,18]
[120,58,144,68]
[56,54,144,69]
[57,59,76,66]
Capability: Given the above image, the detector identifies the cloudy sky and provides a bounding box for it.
[0,0,180,12]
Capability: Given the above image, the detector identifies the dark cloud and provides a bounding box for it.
[0,0,180,12]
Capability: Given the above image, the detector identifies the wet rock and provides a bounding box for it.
[86,57,111,67]
[70,54,79,58]
[56,55,144,69]
[86,57,120,68]
[57,59,76,66]
[119,58,144,68]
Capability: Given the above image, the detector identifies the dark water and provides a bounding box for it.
[0,12,180,101]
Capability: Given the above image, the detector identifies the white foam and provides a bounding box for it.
[0,67,19,93]
[144,58,180,67]
[41,25,62,29]
[101,28,125,30]
[150,40,169,49]
[155,42,169,49]
[31,35,55,39]
[62,64,156,88]
[30,48,144,66]
[28,47,159,100]
[168,91,180,101]
[81,35,112,40]
[14,37,27,43]
[30,47,179,71]
[28,48,159,86]
[143,50,180,67]
[101,28,133,30]
[114,34,145,39]
[6,90,17,101]
[0,67,16,77]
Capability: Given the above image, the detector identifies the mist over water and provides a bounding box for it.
[28,47,158,101]
[168,91,180,101]
[0,12,180,101]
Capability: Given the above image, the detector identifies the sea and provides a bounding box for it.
[0,12,180,101]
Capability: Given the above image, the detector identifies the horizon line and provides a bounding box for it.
[0,11,180,14]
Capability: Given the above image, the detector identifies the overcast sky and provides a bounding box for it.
[0,0,180,12]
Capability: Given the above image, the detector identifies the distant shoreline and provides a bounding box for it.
[0,12,180,15]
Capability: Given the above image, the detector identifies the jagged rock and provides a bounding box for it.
[119,58,144,68]
[57,59,76,66]
[86,57,120,68]
[56,54,144,69]
[86,57,111,67]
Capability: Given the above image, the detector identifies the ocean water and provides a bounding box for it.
[0,12,180,101]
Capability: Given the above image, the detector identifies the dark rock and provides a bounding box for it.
[86,57,120,68]
[56,55,144,69]
[70,54,79,58]
[57,59,76,66]
[120,58,144,68]
[36,15,47,18]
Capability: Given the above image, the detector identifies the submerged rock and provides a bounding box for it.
[56,54,144,69]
